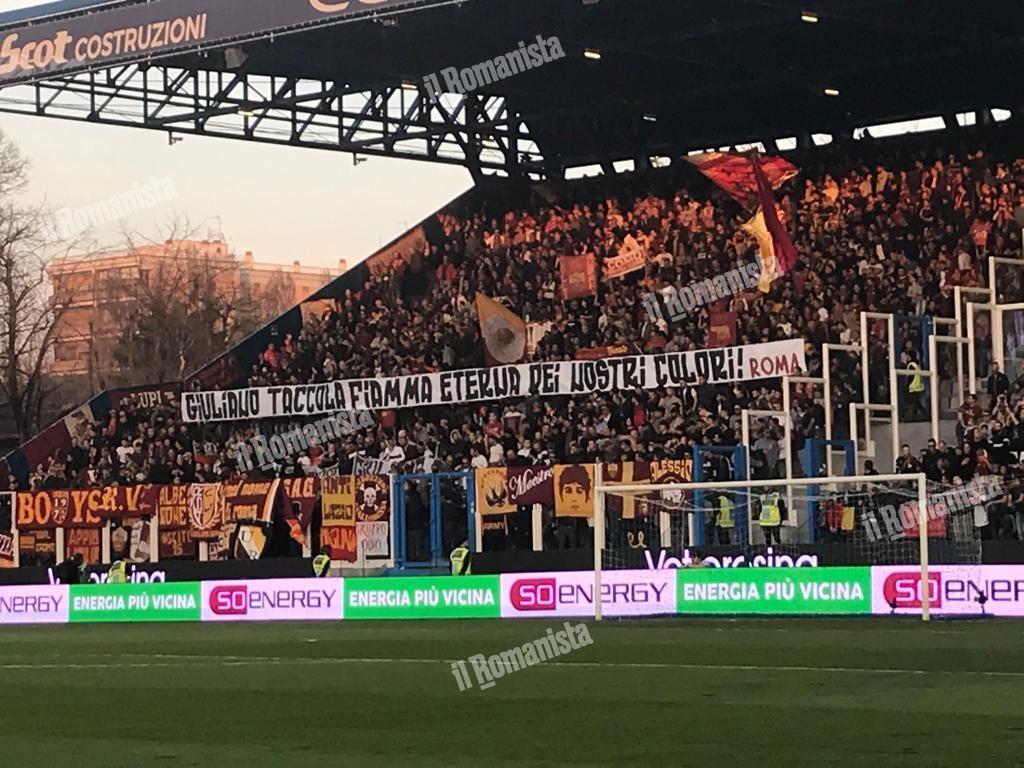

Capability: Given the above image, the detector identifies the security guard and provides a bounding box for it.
[107,559,127,584]
[715,493,735,545]
[449,539,471,576]
[312,547,331,578]
[907,360,926,418]
[758,491,782,545]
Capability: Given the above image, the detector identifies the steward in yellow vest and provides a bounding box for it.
[107,560,127,584]
[312,549,331,578]
[449,540,471,576]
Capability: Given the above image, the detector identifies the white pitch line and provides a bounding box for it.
[0,654,1021,679]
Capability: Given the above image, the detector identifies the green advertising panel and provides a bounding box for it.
[69,582,202,623]
[345,576,500,620]
[677,567,872,615]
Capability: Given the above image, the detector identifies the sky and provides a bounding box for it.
[0,0,472,270]
[2,111,472,270]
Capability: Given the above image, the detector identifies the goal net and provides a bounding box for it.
[594,470,997,621]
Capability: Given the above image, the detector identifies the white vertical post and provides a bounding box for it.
[967,302,977,395]
[474,509,484,553]
[101,520,111,564]
[918,472,930,622]
[593,462,604,622]
[56,528,65,564]
[860,312,872,449]
[781,377,794,531]
[823,343,834,476]
[150,516,159,563]
[929,334,940,442]
[888,314,900,468]
[742,411,754,547]
[993,305,1005,374]
[531,504,543,552]
[9,492,18,568]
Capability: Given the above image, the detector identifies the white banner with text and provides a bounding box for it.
[181,339,806,423]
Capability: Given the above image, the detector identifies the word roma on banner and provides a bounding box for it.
[183,339,806,423]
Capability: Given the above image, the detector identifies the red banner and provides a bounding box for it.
[188,484,223,541]
[16,486,157,530]
[559,254,598,300]
[65,528,101,565]
[575,345,629,361]
[281,476,320,544]
[707,311,738,348]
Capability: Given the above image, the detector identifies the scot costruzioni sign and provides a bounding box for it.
[0,0,417,85]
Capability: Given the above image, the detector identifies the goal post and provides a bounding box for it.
[593,467,936,621]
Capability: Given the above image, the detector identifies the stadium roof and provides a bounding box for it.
[0,0,1020,179]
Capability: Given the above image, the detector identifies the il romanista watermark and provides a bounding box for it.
[42,176,178,244]
[642,260,762,326]
[450,621,593,691]
[231,410,373,473]
[423,35,565,102]
[862,476,1003,543]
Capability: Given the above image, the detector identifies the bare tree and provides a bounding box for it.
[0,133,77,440]
[233,267,296,339]
[102,219,298,386]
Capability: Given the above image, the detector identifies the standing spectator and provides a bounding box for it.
[987,362,1010,406]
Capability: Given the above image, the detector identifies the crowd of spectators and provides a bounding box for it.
[18,125,1024,540]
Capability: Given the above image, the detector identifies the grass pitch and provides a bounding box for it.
[0,618,1022,767]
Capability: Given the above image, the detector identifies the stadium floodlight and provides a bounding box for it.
[594,468,938,622]
[583,48,602,60]
[642,113,657,122]
[824,87,840,97]
[801,11,819,23]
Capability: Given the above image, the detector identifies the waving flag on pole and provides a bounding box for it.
[747,154,798,290]
[686,151,798,206]
[689,151,799,292]
[476,293,527,366]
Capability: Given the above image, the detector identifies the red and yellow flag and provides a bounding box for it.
[476,293,527,366]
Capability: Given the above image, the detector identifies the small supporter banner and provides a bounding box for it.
[707,311,738,347]
[476,467,516,516]
[603,235,646,280]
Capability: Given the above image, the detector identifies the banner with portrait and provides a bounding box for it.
[553,464,596,519]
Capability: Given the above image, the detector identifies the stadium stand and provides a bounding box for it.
[9,124,1024,542]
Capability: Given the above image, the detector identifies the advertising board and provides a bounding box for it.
[677,567,872,615]
[202,578,343,622]
[0,584,68,623]
[500,570,676,618]
[68,582,201,622]
[343,575,500,620]
[870,565,1024,617]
